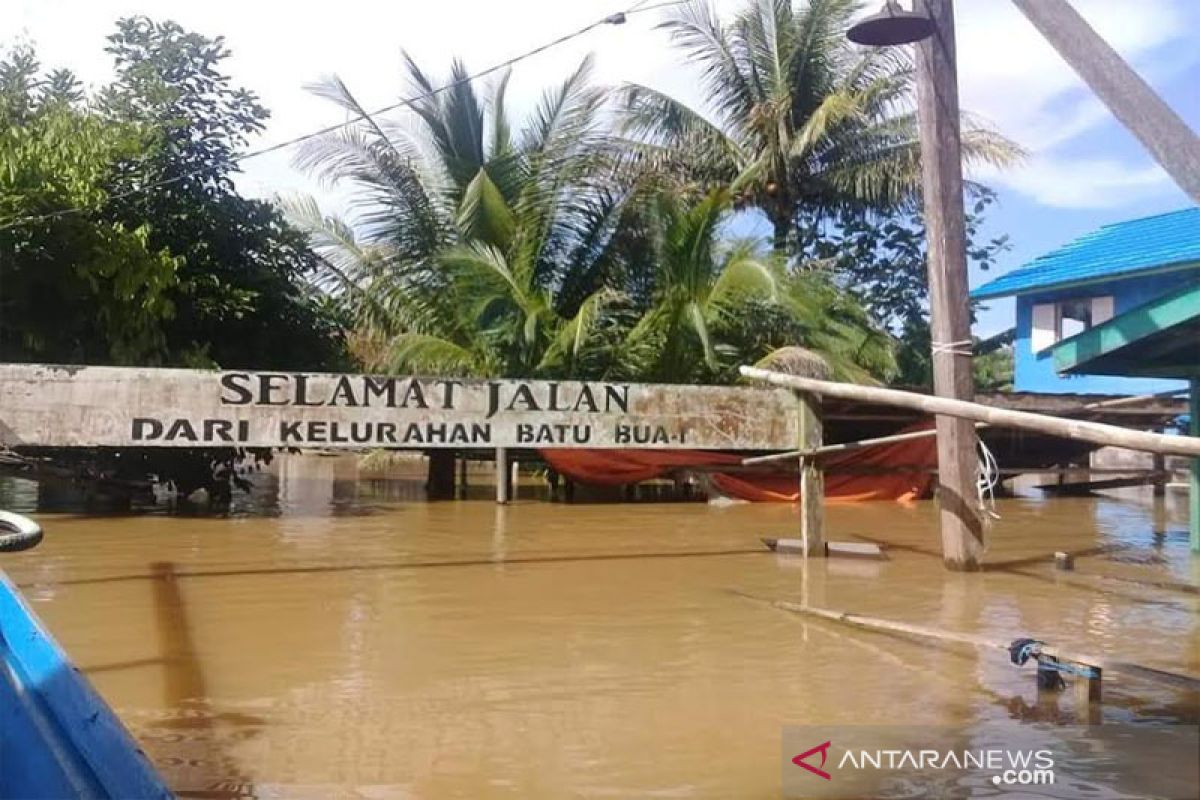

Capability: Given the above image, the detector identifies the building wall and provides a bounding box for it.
[1012,269,1195,394]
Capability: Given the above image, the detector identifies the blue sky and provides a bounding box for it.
[970,17,1199,336]
[8,0,1199,339]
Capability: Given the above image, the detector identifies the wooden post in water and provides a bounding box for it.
[458,456,469,500]
[916,0,985,571]
[797,391,825,557]
[495,447,510,505]
[1191,379,1199,553]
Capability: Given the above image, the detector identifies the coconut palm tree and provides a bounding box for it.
[619,0,1021,254]
[615,189,774,381]
[287,55,629,376]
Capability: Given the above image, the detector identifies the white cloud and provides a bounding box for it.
[6,0,1196,213]
[976,157,1170,209]
[951,0,1195,207]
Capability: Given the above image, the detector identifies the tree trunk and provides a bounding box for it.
[771,211,790,255]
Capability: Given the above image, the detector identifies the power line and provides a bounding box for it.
[0,0,685,233]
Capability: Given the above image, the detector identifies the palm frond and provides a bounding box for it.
[660,0,758,127]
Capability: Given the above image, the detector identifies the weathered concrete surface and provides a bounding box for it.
[0,364,799,450]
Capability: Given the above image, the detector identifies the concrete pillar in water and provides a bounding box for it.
[495,447,510,505]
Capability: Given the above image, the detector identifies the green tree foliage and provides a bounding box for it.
[99,18,344,370]
[288,55,624,378]
[794,188,1011,386]
[0,48,179,363]
[610,189,778,382]
[1,23,348,504]
[973,328,1015,392]
[292,50,896,384]
[618,0,1021,254]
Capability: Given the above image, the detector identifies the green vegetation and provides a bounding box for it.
[1,21,345,501]
[0,20,343,370]
[618,0,1019,254]
[290,0,1017,388]
[0,1,1023,501]
[0,49,178,363]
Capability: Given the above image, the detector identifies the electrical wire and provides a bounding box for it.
[0,0,686,233]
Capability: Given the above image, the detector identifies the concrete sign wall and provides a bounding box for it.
[0,364,799,450]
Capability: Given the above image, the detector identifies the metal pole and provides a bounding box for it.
[916,0,984,570]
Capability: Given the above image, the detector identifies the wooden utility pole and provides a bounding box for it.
[1011,0,1200,203]
[915,0,985,570]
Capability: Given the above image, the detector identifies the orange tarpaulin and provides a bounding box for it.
[540,424,938,503]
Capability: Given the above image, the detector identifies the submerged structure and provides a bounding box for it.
[972,207,1200,395]
[1050,280,1200,550]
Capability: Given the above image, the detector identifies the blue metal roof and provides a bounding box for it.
[971,207,1200,299]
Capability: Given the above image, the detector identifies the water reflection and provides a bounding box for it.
[0,454,1196,797]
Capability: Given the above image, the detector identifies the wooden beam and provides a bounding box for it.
[1080,388,1189,411]
[1053,283,1200,375]
[1034,473,1170,495]
[738,366,1200,458]
[916,0,984,572]
[1011,0,1200,203]
[797,392,825,557]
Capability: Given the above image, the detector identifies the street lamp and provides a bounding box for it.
[847,0,935,46]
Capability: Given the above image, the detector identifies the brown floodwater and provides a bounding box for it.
[1,456,1197,798]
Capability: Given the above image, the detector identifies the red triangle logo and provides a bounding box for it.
[792,740,832,780]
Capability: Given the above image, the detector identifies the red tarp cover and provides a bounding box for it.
[540,424,937,503]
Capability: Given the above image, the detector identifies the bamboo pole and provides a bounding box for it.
[742,422,989,465]
[738,366,1200,458]
[771,600,1200,692]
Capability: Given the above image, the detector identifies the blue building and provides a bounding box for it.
[971,207,1200,395]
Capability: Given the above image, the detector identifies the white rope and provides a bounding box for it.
[976,436,1001,520]
[931,339,974,357]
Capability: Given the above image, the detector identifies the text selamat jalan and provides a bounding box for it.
[219,374,630,419]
